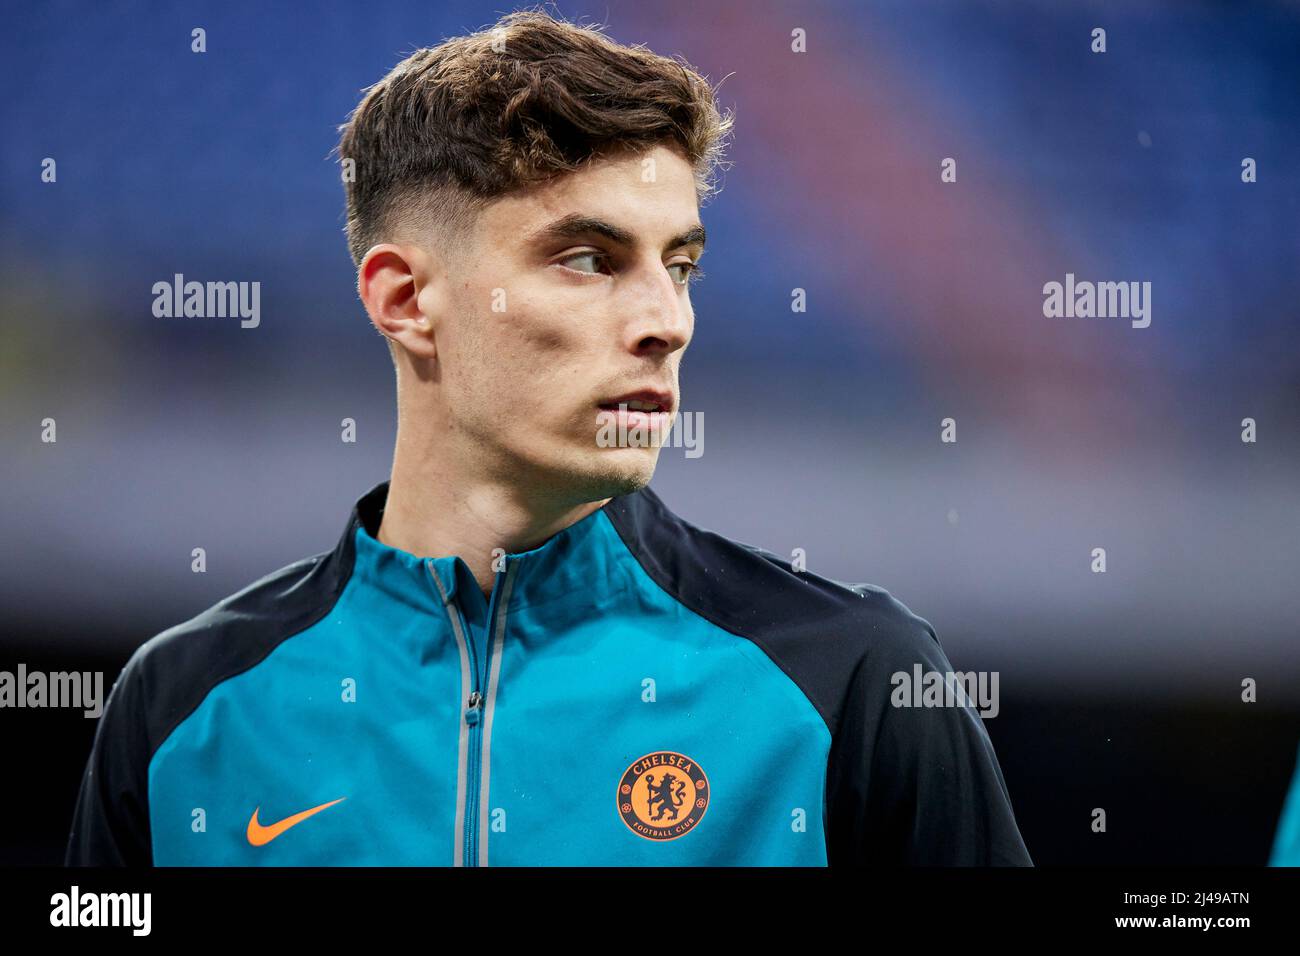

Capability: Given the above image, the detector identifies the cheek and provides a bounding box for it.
[448,316,579,419]
[497,305,594,379]
[450,277,603,399]
[517,319,570,356]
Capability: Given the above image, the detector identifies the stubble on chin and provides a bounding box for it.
[531,445,658,508]
[573,456,658,505]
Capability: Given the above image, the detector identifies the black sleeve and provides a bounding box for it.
[826,620,1033,866]
[65,647,153,866]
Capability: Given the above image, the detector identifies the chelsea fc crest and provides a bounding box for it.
[617,750,710,840]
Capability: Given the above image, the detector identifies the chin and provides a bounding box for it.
[557,448,659,503]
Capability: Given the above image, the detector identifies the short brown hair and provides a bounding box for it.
[336,8,733,269]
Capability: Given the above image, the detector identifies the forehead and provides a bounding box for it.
[477,143,701,243]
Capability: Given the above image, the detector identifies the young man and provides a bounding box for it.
[66,10,1031,866]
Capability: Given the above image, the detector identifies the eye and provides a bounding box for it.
[667,261,703,287]
[558,250,611,275]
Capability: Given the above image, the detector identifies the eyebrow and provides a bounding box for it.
[527,213,706,254]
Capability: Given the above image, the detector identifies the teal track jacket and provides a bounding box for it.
[66,480,1032,866]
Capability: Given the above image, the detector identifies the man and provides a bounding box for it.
[66,10,1031,866]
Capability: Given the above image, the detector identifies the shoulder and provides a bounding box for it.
[114,543,352,759]
[603,485,943,733]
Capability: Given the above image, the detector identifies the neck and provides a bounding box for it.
[377,421,610,598]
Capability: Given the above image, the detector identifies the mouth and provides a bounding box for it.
[597,389,674,416]
[595,389,675,441]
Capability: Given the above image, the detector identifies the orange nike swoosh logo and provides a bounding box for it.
[246,797,346,846]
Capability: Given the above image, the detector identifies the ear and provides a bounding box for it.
[357,243,444,361]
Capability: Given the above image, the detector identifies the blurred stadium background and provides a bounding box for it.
[2,0,1298,864]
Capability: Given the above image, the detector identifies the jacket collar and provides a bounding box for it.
[333,479,646,616]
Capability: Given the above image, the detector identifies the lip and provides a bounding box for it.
[596,389,675,415]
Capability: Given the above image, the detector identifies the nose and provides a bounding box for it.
[625,264,692,356]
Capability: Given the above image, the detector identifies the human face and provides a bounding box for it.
[429,142,702,503]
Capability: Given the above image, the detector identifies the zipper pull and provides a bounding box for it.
[465,691,483,725]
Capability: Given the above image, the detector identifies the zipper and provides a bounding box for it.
[427,561,477,867]
[428,558,516,867]
[471,561,518,865]
[462,666,482,867]
[467,564,505,866]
